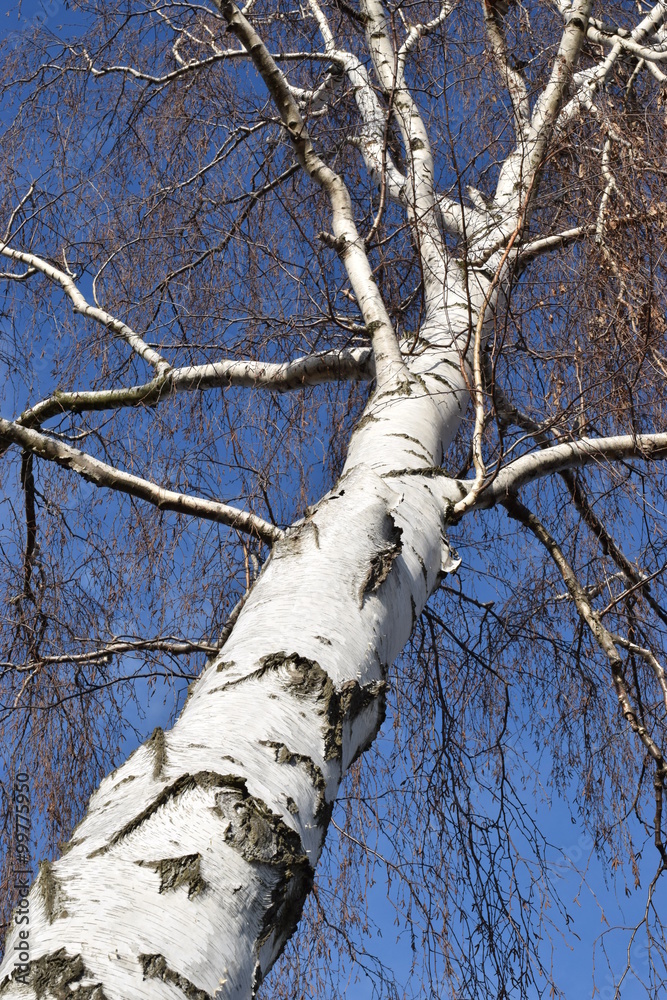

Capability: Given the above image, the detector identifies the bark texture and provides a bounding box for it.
[0,304,472,998]
[11,1,667,996]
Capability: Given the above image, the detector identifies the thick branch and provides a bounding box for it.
[483,1,530,140]
[217,0,404,379]
[360,0,449,303]
[0,419,282,545]
[15,347,374,431]
[529,0,592,151]
[493,0,591,221]
[0,245,170,375]
[475,434,667,507]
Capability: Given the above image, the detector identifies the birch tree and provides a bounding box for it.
[0,0,666,997]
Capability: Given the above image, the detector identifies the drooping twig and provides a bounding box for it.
[503,494,667,865]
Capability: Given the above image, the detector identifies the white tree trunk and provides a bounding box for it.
[7,0,667,995]
[0,295,478,1000]
[0,0,597,989]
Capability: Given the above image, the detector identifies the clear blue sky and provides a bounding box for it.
[2,3,665,998]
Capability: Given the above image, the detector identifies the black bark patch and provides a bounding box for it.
[382,465,447,478]
[337,678,388,766]
[38,860,67,923]
[211,776,315,978]
[258,652,387,764]
[390,432,424,446]
[428,368,459,384]
[211,648,386,792]
[210,648,301,692]
[91,772,246,856]
[259,741,329,826]
[359,514,403,604]
[213,778,310,869]
[137,853,207,898]
[285,518,320,552]
[395,377,414,396]
[415,550,429,585]
[59,836,83,857]
[353,411,379,432]
[280,653,334,701]
[215,660,235,673]
[140,954,211,1000]
[147,727,166,780]
[115,774,136,787]
[276,654,337,764]
[1,949,109,1000]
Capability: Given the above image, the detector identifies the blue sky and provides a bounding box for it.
[1,3,666,999]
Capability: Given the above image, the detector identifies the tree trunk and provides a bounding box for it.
[0,290,482,1000]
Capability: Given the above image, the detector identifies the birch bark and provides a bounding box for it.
[0,278,477,999]
[9,1,664,997]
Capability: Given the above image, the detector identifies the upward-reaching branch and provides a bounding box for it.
[217,0,405,383]
[10,347,373,437]
[360,0,450,308]
[0,246,170,376]
[483,1,530,142]
[493,0,592,224]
